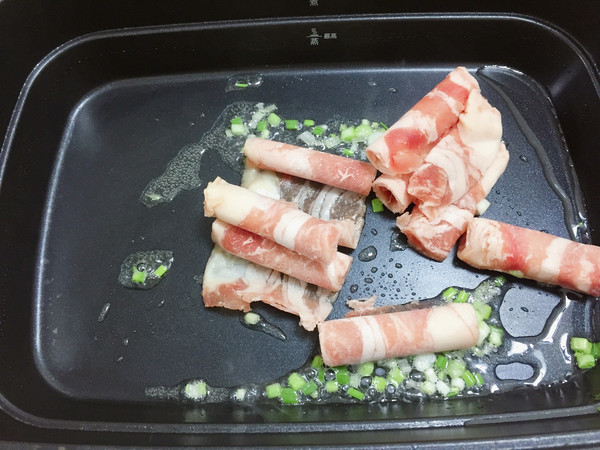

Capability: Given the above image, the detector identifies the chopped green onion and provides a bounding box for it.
[131,266,147,284]
[325,380,339,393]
[576,353,596,370]
[354,124,373,140]
[311,355,324,369]
[288,372,307,391]
[473,301,492,321]
[442,287,458,301]
[184,380,207,399]
[347,387,365,400]
[230,116,243,125]
[235,82,248,88]
[281,387,298,404]
[340,126,356,142]
[571,337,593,355]
[343,148,354,157]
[489,325,504,347]
[312,125,325,136]
[256,120,268,132]
[267,113,282,127]
[373,376,387,392]
[285,119,299,130]
[317,368,325,383]
[494,275,507,287]
[336,369,350,385]
[231,123,246,135]
[593,343,600,359]
[508,270,524,278]
[447,359,466,379]
[303,119,315,127]
[474,372,484,386]
[445,388,460,398]
[379,122,389,130]
[358,361,375,376]
[266,383,282,399]
[435,355,448,371]
[454,290,470,303]
[243,312,260,325]
[461,370,477,388]
[302,380,319,396]
[371,198,384,213]
[421,380,436,395]
[154,264,168,278]
[387,367,405,385]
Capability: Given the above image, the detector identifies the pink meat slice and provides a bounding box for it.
[243,137,377,196]
[407,91,503,211]
[201,246,335,331]
[366,67,480,175]
[371,173,413,214]
[204,177,341,264]
[397,143,509,261]
[318,303,479,366]
[211,219,353,292]
[457,218,600,297]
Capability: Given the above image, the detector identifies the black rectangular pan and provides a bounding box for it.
[2,11,600,447]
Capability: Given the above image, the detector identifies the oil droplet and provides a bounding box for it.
[388,273,393,278]
[116,355,124,363]
[371,267,378,273]
[97,303,111,323]
[364,278,373,284]
[368,81,378,87]
[358,246,377,262]
[521,307,530,313]
[350,284,359,293]
[123,338,129,346]
[388,87,398,94]
[225,73,264,92]
[390,230,408,252]
[395,263,403,269]
[370,228,378,236]
[519,155,529,162]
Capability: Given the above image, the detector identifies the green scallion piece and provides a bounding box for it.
[347,387,365,401]
[285,119,299,130]
[244,312,260,325]
[372,376,387,392]
[154,264,168,278]
[230,116,243,125]
[281,387,298,404]
[131,266,147,284]
[266,383,282,399]
[494,275,507,286]
[379,122,389,130]
[231,123,245,135]
[571,337,593,355]
[340,126,355,142]
[267,112,282,127]
[302,380,319,396]
[371,198,384,213]
[288,372,307,391]
[343,148,354,157]
[462,370,477,388]
[508,269,524,279]
[454,290,470,303]
[447,359,466,379]
[303,119,315,127]
[576,353,597,370]
[311,355,324,369]
[442,287,458,301]
[256,120,268,132]
[445,389,460,398]
[354,124,373,140]
[474,372,484,386]
[313,125,325,136]
[336,369,350,385]
[358,361,375,376]
[473,301,492,321]
[325,380,339,393]
[235,82,248,88]
[387,367,406,385]
[489,325,504,347]
[435,355,448,371]
[593,342,600,359]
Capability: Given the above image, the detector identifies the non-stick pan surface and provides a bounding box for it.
[1,14,600,439]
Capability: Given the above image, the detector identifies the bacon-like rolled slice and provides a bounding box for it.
[318,303,479,366]
[241,163,366,249]
[407,91,503,211]
[371,173,413,214]
[243,137,377,196]
[397,143,509,261]
[212,219,352,292]
[204,177,341,263]
[366,67,480,175]
[202,246,336,331]
[457,218,600,297]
